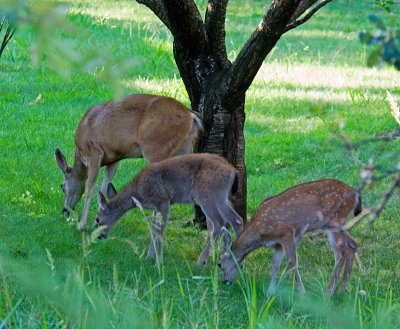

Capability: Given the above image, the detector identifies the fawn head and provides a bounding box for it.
[55,148,85,216]
[95,183,120,239]
[219,228,239,286]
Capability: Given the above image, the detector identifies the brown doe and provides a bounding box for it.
[95,153,243,267]
[219,179,360,296]
[55,94,202,229]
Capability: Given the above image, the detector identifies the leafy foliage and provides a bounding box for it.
[359,14,400,69]
[375,0,394,13]
[1,0,139,95]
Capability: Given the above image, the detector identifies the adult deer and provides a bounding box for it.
[95,153,244,267]
[55,94,202,229]
[219,179,361,296]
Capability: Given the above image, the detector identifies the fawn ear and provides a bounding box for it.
[107,183,117,199]
[55,148,70,173]
[96,187,109,210]
[221,227,232,253]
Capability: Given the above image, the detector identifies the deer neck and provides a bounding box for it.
[108,184,138,219]
[72,149,88,180]
[232,226,263,263]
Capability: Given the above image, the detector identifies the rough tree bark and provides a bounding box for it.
[136,0,334,224]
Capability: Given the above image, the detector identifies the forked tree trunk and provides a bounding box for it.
[136,0,334,227]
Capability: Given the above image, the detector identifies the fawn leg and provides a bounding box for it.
[267,245,285,296]
[196,205,223,267]
[282,233,305,294]
[147,211,158,260]
[326,231,345,296]
[340,232,357,293]
[217,200,244,236]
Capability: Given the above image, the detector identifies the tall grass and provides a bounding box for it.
[2,233,399,328]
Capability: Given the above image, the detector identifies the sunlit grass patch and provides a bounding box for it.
[257,63,400,91]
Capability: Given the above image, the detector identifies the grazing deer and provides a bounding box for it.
[219,179,361,296]
[55,94,202,229]
[95,153,244,267]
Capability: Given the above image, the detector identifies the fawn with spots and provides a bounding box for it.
[219,179,360,296]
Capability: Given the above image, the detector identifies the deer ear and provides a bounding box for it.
[221,227,232,253]
[96,187,109,210]
[55,148,70,173]
[107,183,117,199]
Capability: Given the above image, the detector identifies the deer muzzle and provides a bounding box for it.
[62,207,70,217]
[223,279,232,286]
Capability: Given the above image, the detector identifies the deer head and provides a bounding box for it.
[94,183,121,239]
[219,227,239,286]
[55,148,85,216]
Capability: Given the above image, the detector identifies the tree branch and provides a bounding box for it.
[205,0,230,69]
[161,0,208,59]
[289,0,318,22]
[284,0,334,33]
[334,129,400,152]
[226,0,301,105]
[136,0,172,31]
[342,170,400,231]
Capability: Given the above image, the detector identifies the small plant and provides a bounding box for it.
[12,191,36,205]
[375,0,394,13]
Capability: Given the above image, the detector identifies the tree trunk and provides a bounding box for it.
[192,74,247,224]
[136,0,335,228]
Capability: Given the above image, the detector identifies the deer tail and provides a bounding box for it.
[354,192,362,217]
[231,172,238,195]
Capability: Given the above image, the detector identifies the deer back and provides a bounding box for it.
[75,94,201,165]
[131,153,237,206]
[251,179,359,235]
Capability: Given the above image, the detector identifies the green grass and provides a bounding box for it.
[1,0,400,327]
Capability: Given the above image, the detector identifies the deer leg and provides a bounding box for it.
[282,234,305,294]
[339,232,357,293]
[196,205,223,267]
[147,202,169,264]
[326,230,345,296]
[340,254,354,293]
[79,153,102,229]
[217,199,244,237]
[101,161,119,196]
[267,245,285,296]
[156,206,169,264]
[147,211,158,260]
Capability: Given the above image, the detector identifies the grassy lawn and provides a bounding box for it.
[1,0,400,327]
